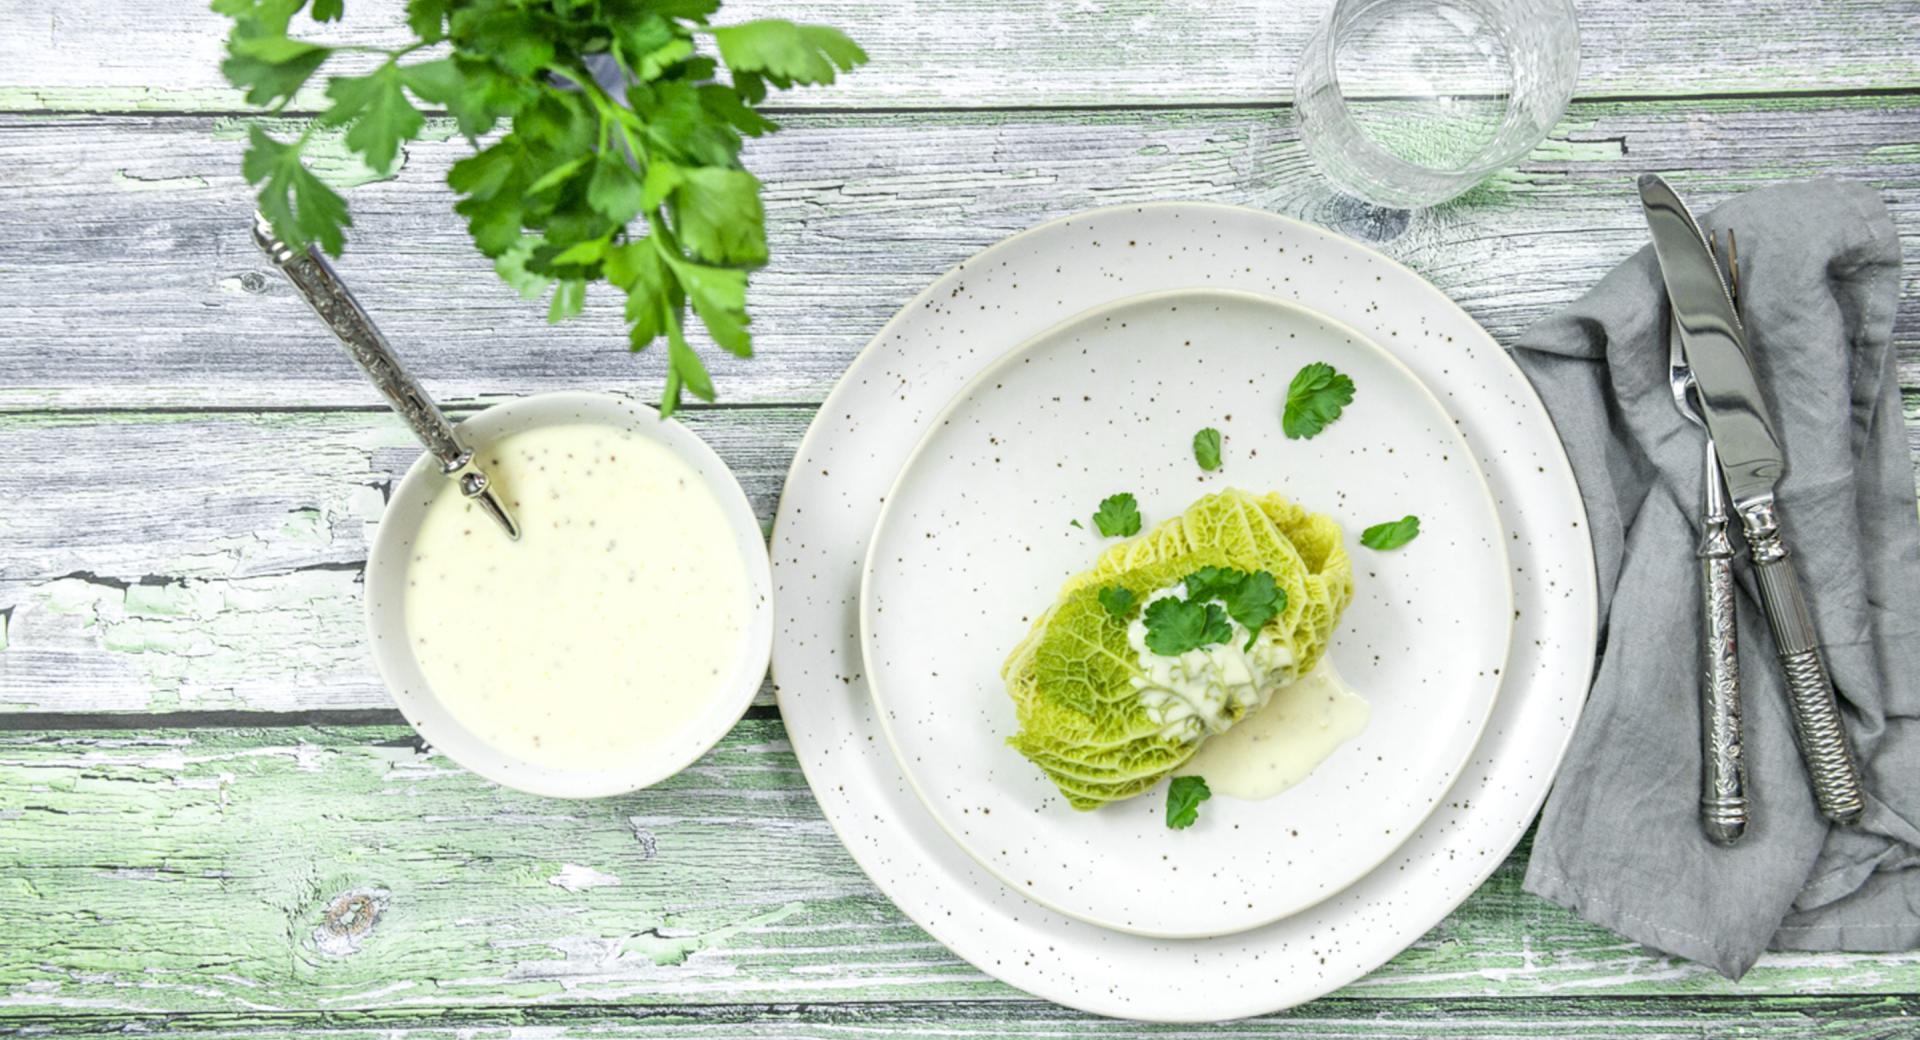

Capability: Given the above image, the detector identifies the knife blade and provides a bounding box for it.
[1637,175,1783,504]
[1637,173,1866,825]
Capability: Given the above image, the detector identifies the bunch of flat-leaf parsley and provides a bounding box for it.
[216,0,865,416]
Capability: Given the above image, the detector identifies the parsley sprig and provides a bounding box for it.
[1142,595,1233,656]
[1189,567,1285,649]
[1191,427,1222,471]
[1361,514,1421,550]
[1091,493,1142,537]
[1140,567,1287,655]
[1165,775,1211,830]
[1282,362,1356,439]
[215,0,866,417]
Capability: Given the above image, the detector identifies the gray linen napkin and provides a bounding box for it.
[1510,178,1920,978]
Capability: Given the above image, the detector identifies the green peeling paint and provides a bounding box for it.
[0,723,983,1013]
[13,568,363,709]
[0,85,299,113]
[111,169,210,192]
[622,901,806,967]
[0,722,1913,1021]
[40,576,112,618]
[124,581,202,618]
[1526,135,1628,164]
[279,508,332,545]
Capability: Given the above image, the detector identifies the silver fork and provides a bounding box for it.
[1670,229,1747,845]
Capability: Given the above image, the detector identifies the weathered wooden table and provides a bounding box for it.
[3,1,1918,1035]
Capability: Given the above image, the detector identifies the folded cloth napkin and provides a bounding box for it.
[1510,178,1920,978]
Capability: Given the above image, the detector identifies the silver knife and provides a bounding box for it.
[1638,173,1866,825]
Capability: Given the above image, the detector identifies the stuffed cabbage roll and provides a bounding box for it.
[1002,488,1353,810]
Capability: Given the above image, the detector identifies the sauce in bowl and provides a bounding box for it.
[365,392,772,798]
[403,423,750,771]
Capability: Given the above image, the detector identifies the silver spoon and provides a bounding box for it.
[251,213,520,540]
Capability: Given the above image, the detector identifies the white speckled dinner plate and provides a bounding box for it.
[771,202,1596,1022]
[861,289,1511,939]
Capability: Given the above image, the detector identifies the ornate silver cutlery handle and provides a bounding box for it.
[251,214,520,540]
[1737,498,1865,824]
[1697,440,1746,844]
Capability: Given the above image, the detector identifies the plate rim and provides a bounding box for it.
[770,200,1598,1021]
[857,285,1517,939]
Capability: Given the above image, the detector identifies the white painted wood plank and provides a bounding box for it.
[0,407,804,712]
[0,409,800,582]
[2,0,1918,111]
[1,99,1917,411]
[4,98,1920,715]
[4,402,1919,716]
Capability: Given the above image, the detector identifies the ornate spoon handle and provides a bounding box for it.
[1737,498,1865,824]
[251,214,519,540]
[1696,440,1746,844]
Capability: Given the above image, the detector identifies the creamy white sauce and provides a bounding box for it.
[402,422,749,771]
[1177,657,1370,800]
[1127,583,1299,742]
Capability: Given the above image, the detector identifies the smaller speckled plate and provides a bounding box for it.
[862,289,1512,939]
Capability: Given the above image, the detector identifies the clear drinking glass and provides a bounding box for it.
[1294,0,1580,208]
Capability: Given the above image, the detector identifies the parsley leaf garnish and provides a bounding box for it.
[1092,493,1142,538]
[1283,362,1356,439]
[1221,570,1285,650]
[1182,565,1241,603]
[322,62,426,176]
[1143,568,1287,655]
[1142,597,1232,656]
[1179,567,1286,649]
[1192,427,1223,471]
[712,19,869,98]
[1166,775,1212,830]
[1361,515,1422,550]
[1069,518,1083,529]
[215,2,865,417]
[1097,586,1136,619]
[242,126,351,256]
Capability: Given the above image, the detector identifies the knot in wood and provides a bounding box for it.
[327,893,378,935]
[310,885,389,957]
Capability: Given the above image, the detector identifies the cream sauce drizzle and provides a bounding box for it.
[1176,658,1369,800]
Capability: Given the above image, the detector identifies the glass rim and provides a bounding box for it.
[1302,0,1582,193]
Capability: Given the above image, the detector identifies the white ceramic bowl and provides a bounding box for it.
[364,390,774,798]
